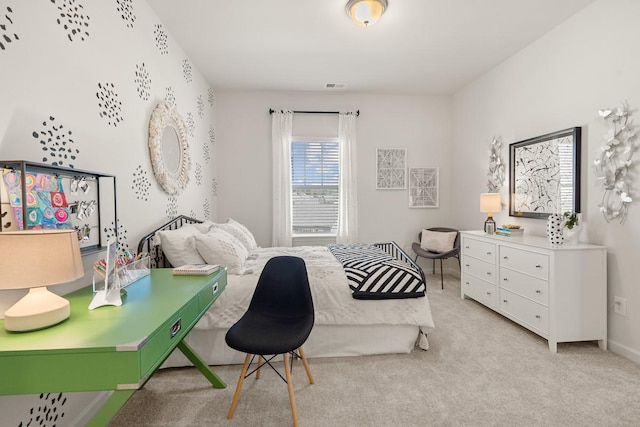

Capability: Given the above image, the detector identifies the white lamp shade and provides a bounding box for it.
[0,229,84,290]
[480,193,502,214]
[346,0,387,27]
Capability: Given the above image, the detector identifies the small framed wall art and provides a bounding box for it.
[376,148,406,189]
[409,167,439,208]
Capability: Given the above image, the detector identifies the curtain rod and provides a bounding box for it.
[269,109,359,116]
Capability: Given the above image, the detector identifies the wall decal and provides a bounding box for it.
[116,0,135,28]
[209,124,216,146]
[0,5,19,51]
[203,197,211,220]
[487,136,505,192]
[595,102,637,223]
[96,82,124,127]
[197,95,205,118]
[166,195,178,219]
[131,165,150,201]
[203,144,211,164]
[165,86,176,106]
[134,62,151,101]
[189,209,197,219]
[182,59,192,83]
[52,0,90,42]
[211,177,218,197]
[194,163,202,185]
[186,112,195,137]
[103,219,128,253]
[154,23,168,55]
[32,115,79,168]
[19,393,67,426]
[208,87,215,107]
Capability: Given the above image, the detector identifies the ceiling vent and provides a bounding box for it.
[325,83,347,89]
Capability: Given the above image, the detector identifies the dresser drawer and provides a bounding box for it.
[499,288,549,334]
[462,237,497,263]
[140,299,199,377]
[462,257,496,284]
[499,246,549,280]
[463,274,497,309]
[500,267,549,306]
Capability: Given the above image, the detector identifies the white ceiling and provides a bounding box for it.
[147,0,596,95]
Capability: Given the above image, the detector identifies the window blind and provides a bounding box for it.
[291,141,339,235]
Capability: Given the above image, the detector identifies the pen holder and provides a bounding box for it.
[93,256,151,292]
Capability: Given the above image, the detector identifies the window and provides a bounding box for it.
[291,139,339,235]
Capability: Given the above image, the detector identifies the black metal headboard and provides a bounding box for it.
[136,215,202,268]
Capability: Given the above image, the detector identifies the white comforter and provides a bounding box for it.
[195,246,435,331]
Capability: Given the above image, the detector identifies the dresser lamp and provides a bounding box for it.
[0,229,84,332]
[480,193,502,234]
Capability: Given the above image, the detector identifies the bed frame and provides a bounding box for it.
[137,215,426,284]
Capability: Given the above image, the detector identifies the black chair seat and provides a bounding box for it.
[225,312,314,355]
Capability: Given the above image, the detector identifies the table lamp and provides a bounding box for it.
[480,193,502,234]
[0,229,84,332]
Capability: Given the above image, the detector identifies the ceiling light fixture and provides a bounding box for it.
[345,0,387,27]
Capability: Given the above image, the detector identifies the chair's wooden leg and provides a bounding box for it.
[283,352,299,427]
[227,353,252,420]
[256,355,262,379]
[298,347,314,384]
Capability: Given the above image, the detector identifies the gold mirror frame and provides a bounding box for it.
[148,102,191,195]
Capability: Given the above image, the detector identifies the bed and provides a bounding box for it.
[137,216,435,366]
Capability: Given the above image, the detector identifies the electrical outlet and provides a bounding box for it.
[614,296,627,316]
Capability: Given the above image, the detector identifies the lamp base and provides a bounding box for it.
[484,216,496,234]
[3,287,70,332]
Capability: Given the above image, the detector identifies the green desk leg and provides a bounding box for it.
[177,340,227,389]
[86,389,135,427]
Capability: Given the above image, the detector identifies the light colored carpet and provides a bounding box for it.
[109,273,640,426]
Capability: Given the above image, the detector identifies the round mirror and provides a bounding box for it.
[148,102,191,195]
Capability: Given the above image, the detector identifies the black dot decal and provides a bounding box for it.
[32,115,79,168]
[194,163,202,186]
[208,88,215,107]
[116,0,135,28]
[166,196,178,219]
[131,165,151,201]
[0,6,19,51]
[20,392,67,426]
[134,62,151,101]
[182,59,192,83]
[52,0,90,42]
[186,112,195,137]
[103,219,129,253]
[96,82,124,127]
[197,95,205,118]
[165,86,176,106]
[154,23,168,55]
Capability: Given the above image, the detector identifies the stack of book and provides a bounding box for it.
[495,227,524,237]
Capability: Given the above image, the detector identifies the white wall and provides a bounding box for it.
[452,0,640,362]
[216,91,454,261]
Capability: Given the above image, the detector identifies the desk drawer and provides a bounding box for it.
[140,299,199,377]
[462,237,497,263]
[197,278,223,312]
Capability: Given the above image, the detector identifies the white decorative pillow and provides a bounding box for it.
[156,224,206,267]
[220,218,259,251]
[194,228,249,275]
[193,220,217,233]
[420,230,457,253]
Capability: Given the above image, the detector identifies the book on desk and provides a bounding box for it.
[172,264,220,276]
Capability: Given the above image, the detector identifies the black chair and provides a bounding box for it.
[226,256,315,427]
[411,227,461,289]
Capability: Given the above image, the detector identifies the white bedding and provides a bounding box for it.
[195,246,435,332]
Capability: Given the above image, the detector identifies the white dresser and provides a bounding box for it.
[460,231,607,352]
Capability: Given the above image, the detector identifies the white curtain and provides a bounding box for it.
[271,110,293,247]
[337,112,358,244]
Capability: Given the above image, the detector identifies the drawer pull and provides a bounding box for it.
[503,299,508,303]
[486,292,492,295]
[170,318,182,338]
[503,256,508,260]
[465,281,470,285]
[465,264,470,267]
[486,252,492,255]
[503,278,508,282]
[465,246,469,249]
[535,265,542,269]
[535,315,541,319]
[536,290,542,294]
[212,282,219,295]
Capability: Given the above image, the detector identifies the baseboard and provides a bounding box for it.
[607,339,640,364]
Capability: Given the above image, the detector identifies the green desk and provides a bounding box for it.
[0,268,227,426]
